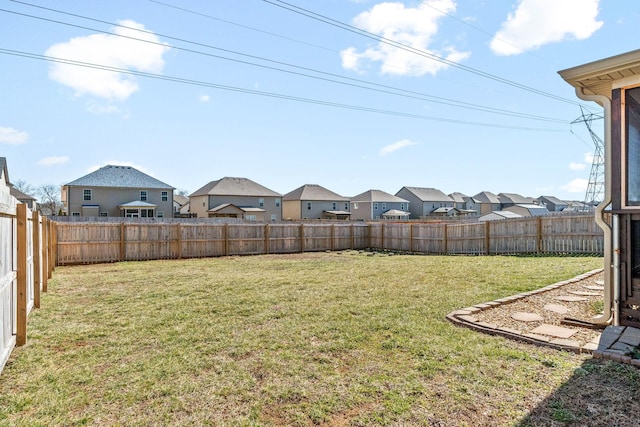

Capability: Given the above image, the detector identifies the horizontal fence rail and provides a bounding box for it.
[55,215,604,265]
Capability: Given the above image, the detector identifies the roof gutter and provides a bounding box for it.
[575,87,614,325]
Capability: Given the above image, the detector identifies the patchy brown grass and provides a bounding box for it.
[1,252,635,426]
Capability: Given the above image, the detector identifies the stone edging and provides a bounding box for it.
[446,269,604,354]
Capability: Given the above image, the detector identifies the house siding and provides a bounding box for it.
[65,186,173,217]
[207,195,282,221]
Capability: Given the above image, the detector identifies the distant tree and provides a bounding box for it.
[36,184,62,216]
[176,188,189,197]
[12,179,36,196]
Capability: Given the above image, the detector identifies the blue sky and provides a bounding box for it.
[1,0,637,201]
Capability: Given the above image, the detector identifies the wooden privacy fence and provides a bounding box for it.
[56,222,371,264]
[370,215,605,255]
[0,199,56,374]
[55,214,604,265]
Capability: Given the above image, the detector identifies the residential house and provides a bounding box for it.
[395,187,453,219]
[283,184,350,220]
[449,192,468,210]
[189,177,282,221]
[350,189,409,221]
[478,210,522,222]
[470,191,502,215]
[62,165,175,218]
[505,204,550,217]
[9,186,37,210]
[173,194,189,214]
[536,196,568,212]
[498,193,536,208]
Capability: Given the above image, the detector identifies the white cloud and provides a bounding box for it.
[379,139,418,156]
[341,0,470,76]
[45,20,170,101]
[198,94,210,103]
[38,156,69,166]
[0,127,28,145]
[568,162,586,171]
[583,152,594,163]
[561,178,588,194]
[490,0,603,55]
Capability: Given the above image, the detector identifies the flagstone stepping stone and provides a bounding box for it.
[511,312,544,322]
[554,295,588,302]
[569,290,601,296]
[544,303,569,314]
[530,324,578,339]
[583,285,605,291]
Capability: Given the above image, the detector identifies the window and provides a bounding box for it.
[245,214,257,221]
[72,212,80,216]
[157,211,164,218]
[275,198,281,207]
[140,190,148,201]
[373,203,378,210]
[100,212,108,217]
[353,202,358,210]
[344,203,349,210]
[258,198,264,208]
[332,202,337,210]
[307,202,312,210]
[83,189,92,201]
[400,203,406,210]
[382,203,386,210]
[161,191,168,202]
[271,214,277,222]
[626,86,640,205]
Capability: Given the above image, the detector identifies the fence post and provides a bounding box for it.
[443,223,448,255]
[42,218,49,291]
[536,216,542,254]
[300,224,305,253]
[119,222,125,261]
[16,204,27,346]
[176,223,182,259]
[264,224,270,255]
[485,221,491,256]
[350,223,354,249]
[381,223,385,251]
[224,223,229,256]
[409,223,414,253]
[330,224,335,251]
[32,211,41,309]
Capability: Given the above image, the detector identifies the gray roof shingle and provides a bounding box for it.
[65,165,174,189]
[283,184,348,201]
[351,189,408,203]
[191,177,281,197]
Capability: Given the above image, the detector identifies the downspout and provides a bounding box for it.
[575,87,614,325]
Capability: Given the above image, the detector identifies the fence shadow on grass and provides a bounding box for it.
[517,358,640,426]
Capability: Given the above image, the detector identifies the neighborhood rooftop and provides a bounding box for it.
[65,165,174,189]
[190,177,281,198]
[283,184,348,201]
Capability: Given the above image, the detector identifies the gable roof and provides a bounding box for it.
[398,187,453,202]
[538,195,567,205]
[174,194,189,206]
[65,165,174,189]
[472,191,501,204]
[283,184,347,201]
[498,193,533,204]
[0,157,8,186]
[10,185,37,201]
[351,189,408,203]
[448,192,468,203]
[191,177,281,198]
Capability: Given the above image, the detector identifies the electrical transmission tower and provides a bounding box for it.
[572,108,605,209]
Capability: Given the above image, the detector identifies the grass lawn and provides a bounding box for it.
[1,252,638,426]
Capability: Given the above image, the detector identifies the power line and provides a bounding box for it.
[0,47,566,132]
[4,1,567,124]
[263,0,590,108]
